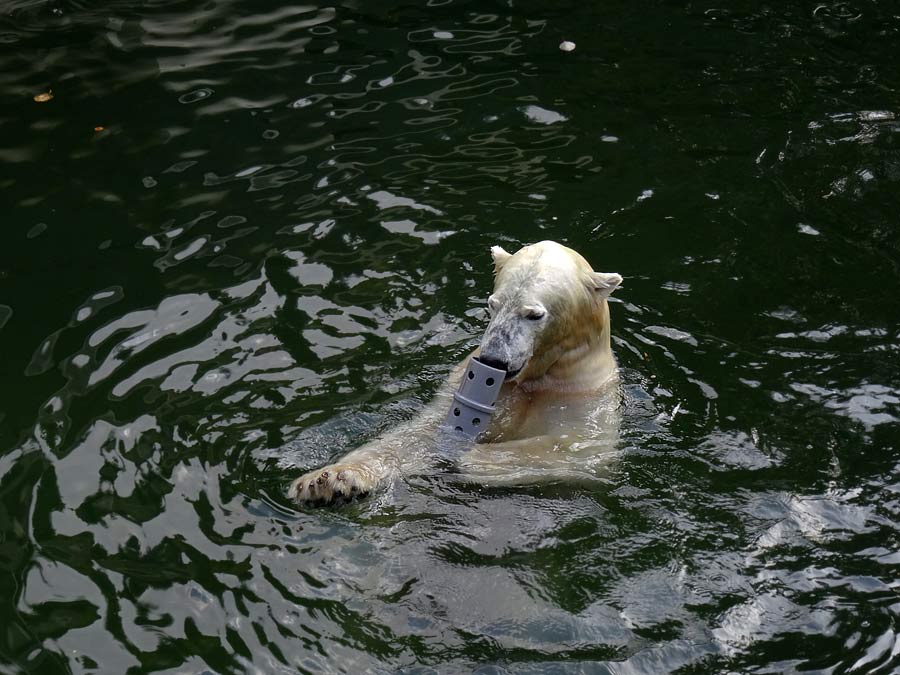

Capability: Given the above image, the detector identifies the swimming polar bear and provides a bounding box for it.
[289,240,623,504]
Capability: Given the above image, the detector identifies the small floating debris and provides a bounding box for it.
[559,40,576,52]
[521,104,568,125]
[798,223,820,236]
[33,91,53,103]
[94,126,104,132]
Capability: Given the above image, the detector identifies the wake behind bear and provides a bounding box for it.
[289,240,623,504]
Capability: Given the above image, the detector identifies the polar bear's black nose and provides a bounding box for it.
[477,355,508,372]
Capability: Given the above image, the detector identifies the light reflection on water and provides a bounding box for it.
[2,0,900,672]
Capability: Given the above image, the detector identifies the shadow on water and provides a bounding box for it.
[1,0,900,672]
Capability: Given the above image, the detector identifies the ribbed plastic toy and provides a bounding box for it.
[446,357,506,438]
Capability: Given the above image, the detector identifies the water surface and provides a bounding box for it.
[2,1,900,672]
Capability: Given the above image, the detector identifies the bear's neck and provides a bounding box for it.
[519,300,617,393]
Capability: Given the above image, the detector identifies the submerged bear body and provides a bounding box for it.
[290,240,623,503]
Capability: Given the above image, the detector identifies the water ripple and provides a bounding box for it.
[3,0,900,673]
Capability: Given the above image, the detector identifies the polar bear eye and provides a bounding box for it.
[523,307,546,321]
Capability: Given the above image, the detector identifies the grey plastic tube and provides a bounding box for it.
[446,357,506,438]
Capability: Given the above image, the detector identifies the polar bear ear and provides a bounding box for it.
[491,245,512,273]
[589,271,623,299]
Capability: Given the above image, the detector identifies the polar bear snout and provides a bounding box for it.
[479,318,534,381]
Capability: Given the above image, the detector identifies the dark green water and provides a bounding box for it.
[3,0,900,672]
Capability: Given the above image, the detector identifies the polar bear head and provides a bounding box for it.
[478,240,621,383]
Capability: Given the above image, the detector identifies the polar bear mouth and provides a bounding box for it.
[504,366,522,381]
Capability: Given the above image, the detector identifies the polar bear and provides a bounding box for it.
[289,240,623,503]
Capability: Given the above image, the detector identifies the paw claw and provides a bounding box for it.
[289,463,376,505]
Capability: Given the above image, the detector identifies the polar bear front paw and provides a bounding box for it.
[288,463,377,504]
